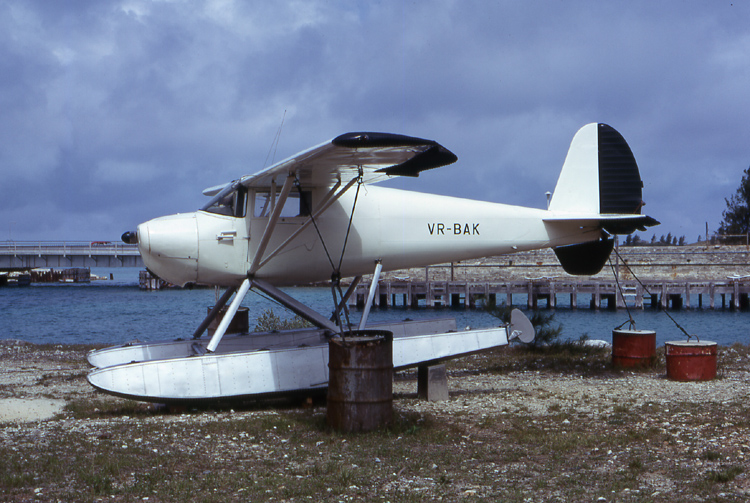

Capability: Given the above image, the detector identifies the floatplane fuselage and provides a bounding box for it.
[137,185,601,288]
[88,124,657,402]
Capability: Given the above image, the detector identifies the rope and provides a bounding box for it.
[295,171,365,335]
[609,256,636,331]
[612,245,697,341]
[337,171,363,272]
[296,177,336,271]
[332,171,363,334]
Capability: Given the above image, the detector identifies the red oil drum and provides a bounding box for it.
[665,340,717,381]
[612,329,656,368]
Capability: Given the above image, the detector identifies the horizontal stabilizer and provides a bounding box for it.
[599,215,660,234]
[544,214,660,235]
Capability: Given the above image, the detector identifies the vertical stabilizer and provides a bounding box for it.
[548,123,644,215]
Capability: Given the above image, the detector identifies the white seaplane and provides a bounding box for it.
[87,123,657,402]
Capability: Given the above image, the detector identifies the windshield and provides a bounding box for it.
[202,185,247,217]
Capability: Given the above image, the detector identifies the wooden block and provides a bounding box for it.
[417,364,449,402]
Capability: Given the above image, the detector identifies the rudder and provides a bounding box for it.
[598,124,644,214]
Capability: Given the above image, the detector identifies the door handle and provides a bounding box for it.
[217,231,237,242]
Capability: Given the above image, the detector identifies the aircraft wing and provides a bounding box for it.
[204,132,457,195]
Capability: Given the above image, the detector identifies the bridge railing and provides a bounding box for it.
[0,241,140,255]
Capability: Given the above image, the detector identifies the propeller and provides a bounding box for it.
[121,231,138,245]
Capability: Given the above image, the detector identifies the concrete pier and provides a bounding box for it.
[348,279,750,311]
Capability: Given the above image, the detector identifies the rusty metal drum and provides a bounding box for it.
[207,306,249,337]
[665,340,717,381]
[612,329,656,368]
[327,330,393,432]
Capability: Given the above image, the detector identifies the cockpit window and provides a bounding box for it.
[254,190,312,218]
[202,185,247,217]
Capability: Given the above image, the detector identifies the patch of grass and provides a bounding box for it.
[452,344,611,376]
[65,397,151,419]
[703,450,722,462]
[36,370,89,388]
[707,465,743,483]
[0,467,35,489]
[628,458,644,471]
[547,402,562,413]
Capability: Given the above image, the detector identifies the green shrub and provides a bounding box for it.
[253,308,312,332]
[484,300,562,347]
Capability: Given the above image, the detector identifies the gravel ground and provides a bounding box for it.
[2,339,750,502]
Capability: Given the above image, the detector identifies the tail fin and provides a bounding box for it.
[547,123,658,275]
[547,123,658,234]
[549,123,645,215]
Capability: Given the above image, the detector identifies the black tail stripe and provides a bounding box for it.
[598,124,644,214]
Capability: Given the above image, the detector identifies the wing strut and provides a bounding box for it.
[206,278,252,353]
[257,176,357,270]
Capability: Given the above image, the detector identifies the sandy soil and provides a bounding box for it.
[3,338,750,424]
[0,340,97,422]
[4,339,750,501]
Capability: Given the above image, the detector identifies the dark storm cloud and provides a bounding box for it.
[1,0,748,242]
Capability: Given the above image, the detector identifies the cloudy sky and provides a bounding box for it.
[2,0,749,243]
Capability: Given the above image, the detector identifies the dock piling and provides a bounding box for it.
[347,278,750,311]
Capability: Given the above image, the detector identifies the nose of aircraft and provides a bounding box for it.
[121,231,138,244]
[135,213,199,286]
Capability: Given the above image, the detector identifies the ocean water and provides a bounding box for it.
[1,268,748,347]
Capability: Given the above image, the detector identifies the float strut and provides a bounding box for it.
[191,286,238,339]
[358,261,383,331]
[206,278,252,353]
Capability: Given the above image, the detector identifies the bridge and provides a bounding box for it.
[0,241,143,270]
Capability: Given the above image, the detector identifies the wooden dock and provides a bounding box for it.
[348,279,750,310]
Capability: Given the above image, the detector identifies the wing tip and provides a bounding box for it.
[332,132,457,177]
[332,132,438,148]
[377,144,458,177]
